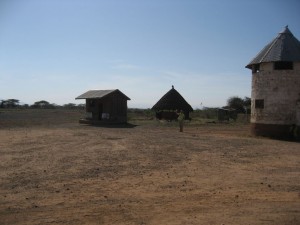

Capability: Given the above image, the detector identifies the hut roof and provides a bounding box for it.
[151,86,193,112]
[75,89,130,100]
[246,26,300,69]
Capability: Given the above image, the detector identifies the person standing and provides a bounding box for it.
[178,110,185,132]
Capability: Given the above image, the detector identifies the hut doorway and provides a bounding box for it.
[98,103,103,120]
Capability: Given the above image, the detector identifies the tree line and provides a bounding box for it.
[1,96,251,112]
[0,99,84,109]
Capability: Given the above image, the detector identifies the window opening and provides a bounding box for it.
[255,99,264,109]
[274,61,293,70]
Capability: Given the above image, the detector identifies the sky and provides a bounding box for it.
[0,0,300,108]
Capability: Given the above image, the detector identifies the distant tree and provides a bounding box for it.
[51,103,60,108]
[1,99,20,108]
[226,96,251,113]
[0,100,5,108]
[32,100,51,108]
[63,103,76,109]
[243,97,251,114]
[243,97,251,107]
[77,104,85,109]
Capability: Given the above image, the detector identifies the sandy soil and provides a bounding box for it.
[0,110,299,225]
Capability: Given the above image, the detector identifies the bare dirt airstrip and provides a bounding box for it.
[0,109,299,225]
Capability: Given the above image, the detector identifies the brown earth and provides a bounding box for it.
[0,109,299,225]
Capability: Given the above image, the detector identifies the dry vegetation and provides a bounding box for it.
[0,109,299,225]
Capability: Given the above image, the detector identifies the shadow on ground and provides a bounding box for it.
[82,122,138,129]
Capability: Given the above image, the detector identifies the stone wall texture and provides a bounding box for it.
[251,62,300,127]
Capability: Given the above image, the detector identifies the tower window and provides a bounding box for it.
[274,61,293,70]
[255,99,264,109]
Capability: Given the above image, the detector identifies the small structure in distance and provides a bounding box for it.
[151,85,193,121]
[75,89,130,124]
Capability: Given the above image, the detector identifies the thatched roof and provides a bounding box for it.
[246,26,300,69]
[75,89,130,100]
[151,86,193,112]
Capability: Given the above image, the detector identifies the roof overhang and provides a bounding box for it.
[75,89,130,100]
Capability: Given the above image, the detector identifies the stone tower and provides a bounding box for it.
[246,26,300,139]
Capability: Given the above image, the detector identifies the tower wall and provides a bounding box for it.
[251,62,300,138]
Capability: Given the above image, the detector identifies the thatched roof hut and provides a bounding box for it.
[152,86,193,120]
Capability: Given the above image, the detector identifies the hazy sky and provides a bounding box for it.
[1,0,300,108]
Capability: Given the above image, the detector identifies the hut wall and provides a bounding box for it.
[109,93,128,123]
[85,99,102,120]
[85,94,128,123]
[251,62,300,137]
[297,101,300,126]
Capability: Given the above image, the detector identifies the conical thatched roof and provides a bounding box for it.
[246,26,300,69]
[151,86,193,112]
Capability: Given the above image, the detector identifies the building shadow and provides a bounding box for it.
[81,122,138,129]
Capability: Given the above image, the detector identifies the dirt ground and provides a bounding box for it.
[0,109,299,225]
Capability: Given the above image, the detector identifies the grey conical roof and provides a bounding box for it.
[75,89,130,100]
[152,86,193,112]
[246,26,300,69]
